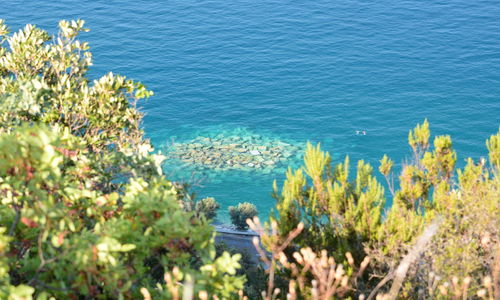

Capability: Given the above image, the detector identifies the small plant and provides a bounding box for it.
[196,197,220,220]
[229,202,258,230]
[247,217,370,300]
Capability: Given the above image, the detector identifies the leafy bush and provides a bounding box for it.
[0,123,246,299]
[270,141,386,266]
[215,241,266,299]
[229,202,258,230]
[270,120,500,297]
[174,182,221,221]
[0,20,244,299]
[0,19,152,153]
[195,197,220,220]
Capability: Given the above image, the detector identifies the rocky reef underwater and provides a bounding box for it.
[164,132,305,174]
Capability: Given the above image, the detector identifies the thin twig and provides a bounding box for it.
[366,268,394,300]
[386,216,443,300]
[8,205,21,236]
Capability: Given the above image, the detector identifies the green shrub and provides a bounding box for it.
[174,183,221,221]
[229,202,258,230]
[0,124,245,299]
[0,19,244,299]
[195,197,220,220]
[215,241,267,299]
[270,121,500,297]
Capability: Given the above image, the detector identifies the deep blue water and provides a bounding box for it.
[3,0,500,222]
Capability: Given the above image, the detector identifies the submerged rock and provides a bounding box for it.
[250,150,260,156]
[166,133,304,172]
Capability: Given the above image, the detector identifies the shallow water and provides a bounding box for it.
[3,0,500,222]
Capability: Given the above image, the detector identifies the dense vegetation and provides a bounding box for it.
[266,120,499,299]
[0,20,498,299]
[0,20,243,299]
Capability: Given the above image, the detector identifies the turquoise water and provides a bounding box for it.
[3,0,500,222]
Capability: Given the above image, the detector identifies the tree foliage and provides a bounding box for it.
[0,19,151,153]
[271,121,499,297]
[0,20,244,299]
[229,202,259,230]
[271,142,385,263]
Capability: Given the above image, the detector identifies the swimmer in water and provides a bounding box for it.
[362,130,366,135]
[355,130,360,135]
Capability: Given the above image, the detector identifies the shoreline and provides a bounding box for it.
[214,224,259,237]
[214,225,263,265]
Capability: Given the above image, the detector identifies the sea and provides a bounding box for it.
[3,0,499,223]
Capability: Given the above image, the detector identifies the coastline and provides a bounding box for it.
[214,225,262,265]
